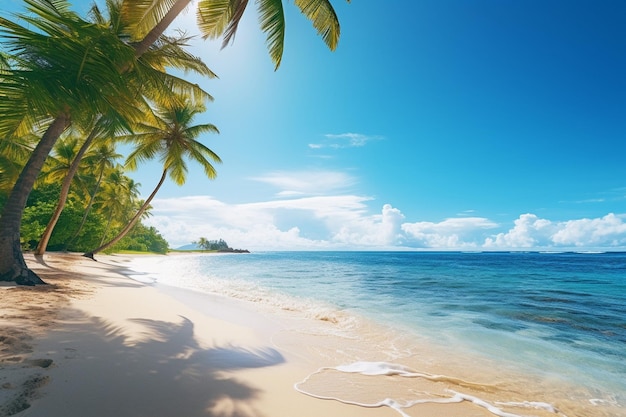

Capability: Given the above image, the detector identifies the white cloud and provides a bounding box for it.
[145,194,626,251]
[308,133,382,149]
[484,213,626,249]
[331,204,406,247]
[402,217,498,248]
[484,214,553,248]
[250,170,357,196]
[145,194,374,250]
[551,213,626,246]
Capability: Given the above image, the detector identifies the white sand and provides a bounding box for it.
[1,254,399,417]
[1,253,617,417]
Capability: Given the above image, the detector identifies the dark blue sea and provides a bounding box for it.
[129,251,626,416]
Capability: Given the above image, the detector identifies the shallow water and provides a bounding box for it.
[128,251,626,417]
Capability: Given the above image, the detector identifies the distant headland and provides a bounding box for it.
[175,238,249,253]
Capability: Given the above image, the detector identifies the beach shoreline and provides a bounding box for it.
[1,253,397,417]
[0,253,622,417]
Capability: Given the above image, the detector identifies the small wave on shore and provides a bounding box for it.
[295,361,561,417]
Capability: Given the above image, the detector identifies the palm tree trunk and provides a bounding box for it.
[84,169,167,259]
[35,124,100,255]
[99,208,116,248]
[133,0,192,57]
[64,166,105,250]
[0,114,70,285]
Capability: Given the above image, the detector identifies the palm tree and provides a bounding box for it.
[31,135,95,252]
[0,0,146,284]
[93,168,141,248]
[0,0,214,282]
[84,99,221,258]
[194,237,210,251]
[1,0,347,284]
[34,124,103,255]
[33,0,217,257]
[127,0,348,69]
[63,143,122,250]
[38,136,89,189]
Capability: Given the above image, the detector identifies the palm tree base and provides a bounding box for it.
[0,237,47,286]
[14,268,46,286]
[82,252,97,261]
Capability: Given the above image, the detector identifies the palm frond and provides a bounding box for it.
[121,0,179,41]
[0,134,36,191]
[221,0,249,48]
[1,1,144,135]
[196,0,233,40]
[127,144,164,169]
[257,0,285,70]
[294,0,341,51]
[184,123,220,138]
[145,33,218,78]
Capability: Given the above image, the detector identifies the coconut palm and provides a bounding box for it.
[38,136,90,190]
[63,143,123,250]
[127,0,348,69]
[93,168,141,248]
[0,0,146,284]
[31,135,94,249]
[33,124,103,255]
[33,0,217,257]
[0,0,216,282]
[194,237,210,251]
[84,99,220,258]
[1,0,347,284]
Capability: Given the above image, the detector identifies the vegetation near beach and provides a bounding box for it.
[17,182,169,254]
[190,237,248,252]
[194,238,230,251]
[0,0,347,285]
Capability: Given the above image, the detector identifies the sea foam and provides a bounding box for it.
[295,361,560,417]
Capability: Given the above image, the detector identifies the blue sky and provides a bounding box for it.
[7,1,626,250]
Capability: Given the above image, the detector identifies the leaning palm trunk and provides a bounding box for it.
[64,165,106,250]
[0,114,70,284]
[35,124,100,255]
[84,169,167,259]
[99,207,117,248]
[0,0,195,284]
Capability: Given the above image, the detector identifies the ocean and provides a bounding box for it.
[127,251,626,417]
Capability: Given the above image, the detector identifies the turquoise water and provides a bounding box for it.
[128,251,626,412]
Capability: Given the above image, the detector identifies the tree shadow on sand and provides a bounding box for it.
[31,313,285,417]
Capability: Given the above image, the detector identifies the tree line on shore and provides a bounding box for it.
[192,238,248,253]
[0,0,346,285]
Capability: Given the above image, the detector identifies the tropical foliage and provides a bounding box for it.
[2,168,169,255]
[194,237,230,251]
[0,0,346,285]
[84,99,221,258]
[128,0,348,69]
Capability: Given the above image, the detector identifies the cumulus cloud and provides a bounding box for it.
[484,214,553,248]
[402,217,499,248]
[551,213,626,247]
[332,204,406,247]
[145,193,626,251]
[145,194,374,249]
[484,213,626,249]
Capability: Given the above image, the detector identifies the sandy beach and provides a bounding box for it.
[0,253,396,417]
[0,253,620,417]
